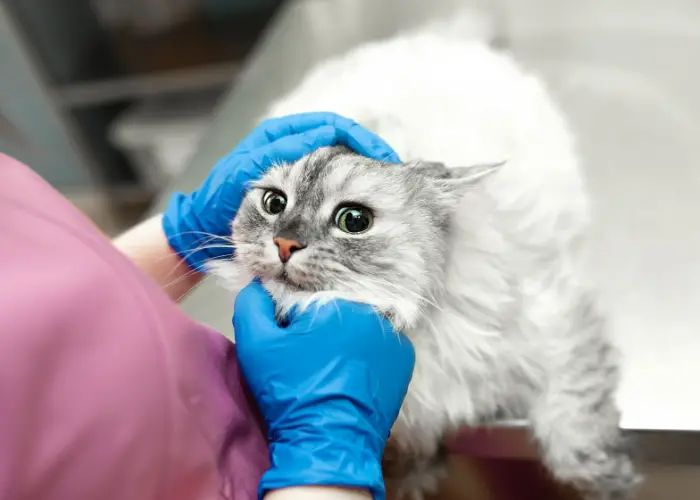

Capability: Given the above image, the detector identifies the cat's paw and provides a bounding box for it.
[550,443,642,500]
[391,455,447,500]
[582,453,642,500]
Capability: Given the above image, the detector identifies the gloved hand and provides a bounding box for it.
[233,281,415,500]
[162,112,400,271]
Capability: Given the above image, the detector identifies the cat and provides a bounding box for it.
[210,23,640,500]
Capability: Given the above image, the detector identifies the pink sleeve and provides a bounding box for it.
[0,154,268,500]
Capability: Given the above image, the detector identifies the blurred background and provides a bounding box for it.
[2,0,699,237]
[2,0,700,498]
[0,0,284,233]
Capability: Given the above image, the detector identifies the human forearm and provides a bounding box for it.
[266,487,371,500]
[113,215,203,301]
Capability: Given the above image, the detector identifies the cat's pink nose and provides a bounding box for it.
[273,237,305,263]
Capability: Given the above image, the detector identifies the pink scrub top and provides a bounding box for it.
[0,154,268,500]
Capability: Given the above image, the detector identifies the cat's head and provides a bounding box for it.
[231,146,498,329]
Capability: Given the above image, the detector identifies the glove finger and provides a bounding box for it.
[233,281,280,341]
[250,125,341,168]
[340,123,401,163]
[312,113,401,162]
[237,112,347,151]
[241,114,400,163]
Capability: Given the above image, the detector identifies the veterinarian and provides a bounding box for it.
[0,113,414,500]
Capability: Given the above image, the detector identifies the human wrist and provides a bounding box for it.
[113,214,204,300]
[265,486,371,500]
[261,422,386,500]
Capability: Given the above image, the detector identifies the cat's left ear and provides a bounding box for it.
[445,161,505,184]
[423,160,505,200]
[404,160,504,180]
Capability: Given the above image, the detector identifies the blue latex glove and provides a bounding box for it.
[162,112,400,271]
[233,281,415,500]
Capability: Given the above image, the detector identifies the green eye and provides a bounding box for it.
[262,190,287,215]
[335,206,373,234]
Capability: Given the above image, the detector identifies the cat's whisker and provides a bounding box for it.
[177,244,235,261]
[162,259,229,290]
[162,266,201,288]
[307,262,442,321]
[305,300,324,331]
[162,250,235,289]
[163,232,236,269]
[378,313,391,339]
[360,275,444,312]
[159,243,234,282]
[157,252,200,283]
[333,276,416,329]
[377,150,400,164]
[169,231,235,244]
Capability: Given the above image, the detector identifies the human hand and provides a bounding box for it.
[162,112,400,271]
[233,281,415,500]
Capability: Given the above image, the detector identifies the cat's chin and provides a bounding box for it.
[274,270,315,292]
[261,278,421,332]
[205,260,421,331]
[261,279,337,318]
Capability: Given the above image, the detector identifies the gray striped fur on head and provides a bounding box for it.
[231,146,492,328]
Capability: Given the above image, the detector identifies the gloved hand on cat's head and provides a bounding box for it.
[233,280,415,500]
[162,112,400,271]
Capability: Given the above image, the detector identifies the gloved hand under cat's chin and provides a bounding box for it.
[233,280,415,499]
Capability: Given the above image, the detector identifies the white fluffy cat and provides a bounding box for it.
[214,21,639,500]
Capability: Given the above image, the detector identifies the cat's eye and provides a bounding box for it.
[335,206,373,234]
[262,190,287,215]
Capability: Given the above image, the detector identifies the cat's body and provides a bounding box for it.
[213,26,639,500]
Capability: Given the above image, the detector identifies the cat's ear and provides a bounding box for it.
[406,159,505,198]
[402,160,453,179]
[445,161,505,185]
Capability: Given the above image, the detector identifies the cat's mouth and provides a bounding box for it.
[253,255,320,292]
[274,267,310,291]
[279,269,300,287]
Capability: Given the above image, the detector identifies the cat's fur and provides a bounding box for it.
[211,26,640,500]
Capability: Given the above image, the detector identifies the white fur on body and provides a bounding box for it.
[211,30,639,499]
